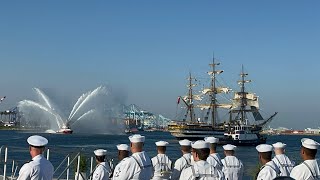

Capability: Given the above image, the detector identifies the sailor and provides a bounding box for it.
[256,144,281,180]
[179,140,224,180]
[290,138,320,179]
[17,135,54,180]
[92,149,111,180]
[171,139,192,180]
[112,144,130,179]
[151,141,172,180]
[205,137,223,170]
[221,144,244,180]
[112,134,152,180]
[272,142,295,176]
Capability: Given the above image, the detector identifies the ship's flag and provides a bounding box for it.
[177,97,180,104]
[0,96,6,103]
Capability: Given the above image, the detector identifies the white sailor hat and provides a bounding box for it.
[191,140,209,149]
[179,139,192,146]
[223,144,237,151]
[272,142,286,149]
[117,144,130,151]
[155,141,169,146]
[256,144,273,153]
[301,138,320,150]
[27,135,48,147]
[128,134,145,143]
[94,149,107,156]
[204,137,219,144]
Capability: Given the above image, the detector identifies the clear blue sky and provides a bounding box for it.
[0,1,319,129]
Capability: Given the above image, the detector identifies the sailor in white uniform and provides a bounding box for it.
[171,139,192,180]
[179,140,224,180]
[221,144,244,180]
[272,142,295,176]
[92,149,111,180]
[256,144,281,180]
[205,137,222,170]
[17,135,54,180]
[112,144,130,179]
[151,141,172,180]
[290,138,320,180]
[112,134,152,180]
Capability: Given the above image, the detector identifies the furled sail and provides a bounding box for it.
[182,94,202,101]
[202,87,231,94]
[208,70,223,75]
[197,104,232,110]
[237,80,252,84]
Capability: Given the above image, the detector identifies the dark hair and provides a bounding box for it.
[303,146,317,158]
[118,150,129,161]
[181,146,191,152]
[210,143,217,151]
[95,155,105,162]
[259,151,272,161]
[194,148,210,160]
[224,150,235,156]
[157,146,166,153]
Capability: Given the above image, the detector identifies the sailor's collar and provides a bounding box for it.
[275,153,285,157]
[195,160,207,166]
[183,153,191,157]
[132,151,144,155]
[32,154,44,161]
[98,162,107,166]
[260,160,276,170]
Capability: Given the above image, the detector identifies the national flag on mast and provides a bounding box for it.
[0,96,6,103]
[177,97,181,104]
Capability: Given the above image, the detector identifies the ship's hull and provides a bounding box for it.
[57,128,73,134]
[219,137,266,146]
[168,122,266,146]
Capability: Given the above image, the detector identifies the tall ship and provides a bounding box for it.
[168,57,277,145]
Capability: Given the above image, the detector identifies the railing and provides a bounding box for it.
[0,146,20,180]
[0,146,114,180]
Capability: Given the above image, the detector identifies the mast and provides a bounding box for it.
[181,72,197,122]
[232,65,252,125]
[196,55,232,127]
[230,65,278,127]
[240,65,247,123]
[187,72,195,122]
[210,55,218,127]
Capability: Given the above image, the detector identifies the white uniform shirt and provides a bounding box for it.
[207,153,223,170]
[257,161,280,180]
[221,156,244,180]
[272,154,295,176]
[151,154,172,180]
[290,159,320,180]
[171,153,192,180]
[112,151,152,180]
[179,160,224,180]
[93,162,111,180]
[112,157,129,180]
[17,154,54,180]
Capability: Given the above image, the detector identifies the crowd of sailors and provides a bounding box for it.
[14,134,320,180]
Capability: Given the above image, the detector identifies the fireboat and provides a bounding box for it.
[57,124,73,134]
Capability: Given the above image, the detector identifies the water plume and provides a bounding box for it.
[18,86,123,134]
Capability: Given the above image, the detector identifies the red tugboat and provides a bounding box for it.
[57,124,73,134]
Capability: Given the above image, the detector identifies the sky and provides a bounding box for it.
[0,1,319,129]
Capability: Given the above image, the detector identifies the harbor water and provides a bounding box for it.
[0,130,320,179]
